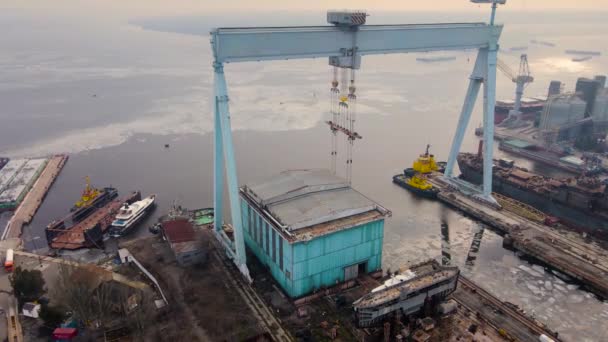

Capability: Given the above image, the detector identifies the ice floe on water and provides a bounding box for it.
[386,215,608,342]
[519,264,544,277]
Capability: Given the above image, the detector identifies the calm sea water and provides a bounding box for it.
[1,9,607,341]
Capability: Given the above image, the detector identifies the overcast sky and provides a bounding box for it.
[2,0,605,16]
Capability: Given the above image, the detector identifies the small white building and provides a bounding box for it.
[22,302,41,319]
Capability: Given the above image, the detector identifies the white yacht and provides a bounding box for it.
[109,194,156,237]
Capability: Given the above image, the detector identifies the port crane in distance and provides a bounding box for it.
[209,0,506,280]
[497,54,534,125]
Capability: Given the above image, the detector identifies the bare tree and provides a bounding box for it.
[54,263,115,328]
[125,288,158,341]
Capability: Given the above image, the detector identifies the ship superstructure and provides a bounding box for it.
[109,194,156,237]
[353,260,459,328]
[72,176,101,211]
[393,145,444,198]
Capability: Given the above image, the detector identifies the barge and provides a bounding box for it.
[46,191,141,250]
[458,152,608,234]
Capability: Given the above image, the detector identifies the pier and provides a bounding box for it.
[430,175,608,299]
[454,276,560,341]
[2,155,68,240]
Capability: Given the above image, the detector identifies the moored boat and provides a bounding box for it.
[458,152,608,236]
[109,194,156,237]
[393,145,442,199]
[393,174,439,199]
[0,157,8,171]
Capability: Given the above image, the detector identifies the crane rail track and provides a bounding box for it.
[208,239,293,342]
[456,276,560,341]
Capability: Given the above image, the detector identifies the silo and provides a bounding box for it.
[543,95,587,129]
[594,75,606,89]
[592,89,608,123]
[548,80,562,97]
[568,97,587,123]
[576,77,601,115]
[544,97,571,128]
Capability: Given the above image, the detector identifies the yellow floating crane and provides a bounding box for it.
[407,145,437,191]
[393,145,442,198]
[74,176,101,209]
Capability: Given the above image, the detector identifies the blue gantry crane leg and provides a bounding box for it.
[213,62,251,281]
[210,3,505,280]
[483,45,499,199]
[444,48,485,179]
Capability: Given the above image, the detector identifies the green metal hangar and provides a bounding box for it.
[240,169,390,298]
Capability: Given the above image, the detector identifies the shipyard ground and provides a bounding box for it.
[453,276,560,341]
[0,244,70,342]
[429,175,608,300]
[102,224,558,342]
[122,233,269,341]
[248,259,557,342]
[0,239,156,342]
[2,225,565,342]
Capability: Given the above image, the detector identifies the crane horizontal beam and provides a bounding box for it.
[211,23,502,63]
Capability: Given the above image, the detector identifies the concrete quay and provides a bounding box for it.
[430,176,608,299]
[3,155,68,240]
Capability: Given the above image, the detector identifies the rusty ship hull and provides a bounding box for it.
[46,191,141,250]
[353,260,459,328]
[457,153,608,234]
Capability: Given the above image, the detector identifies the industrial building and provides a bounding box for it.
[240,169,390,298]
[576,77,602,115]
[547,80,562,97]
[0,158,48,211]
[161,218,206,266]
[592,88,608,126]
[538,93,592,142]
[541,94,586,129]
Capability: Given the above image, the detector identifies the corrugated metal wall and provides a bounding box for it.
[241,198,384,298]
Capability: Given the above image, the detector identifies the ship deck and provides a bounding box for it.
[355,263,458,309]
[49,198,124,250]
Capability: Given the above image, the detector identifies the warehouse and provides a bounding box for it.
[240,169,390,298]
[161,218,206,266]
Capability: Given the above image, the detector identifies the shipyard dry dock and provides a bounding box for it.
[46,191,140,250]
[427,175,608,299]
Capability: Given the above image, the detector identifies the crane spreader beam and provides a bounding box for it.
[211,23,502,64]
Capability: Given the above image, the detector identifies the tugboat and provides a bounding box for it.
[71,176,101,211]
[109,194,156,237]
[393,144,441,199]
[68,177,118,223]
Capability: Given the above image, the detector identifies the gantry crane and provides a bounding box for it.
[497,54,534,124]
[210,1,506,280]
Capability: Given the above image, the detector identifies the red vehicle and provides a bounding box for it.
[3,249,13,272]
[52,327,78,340]
[544,216,560,227]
